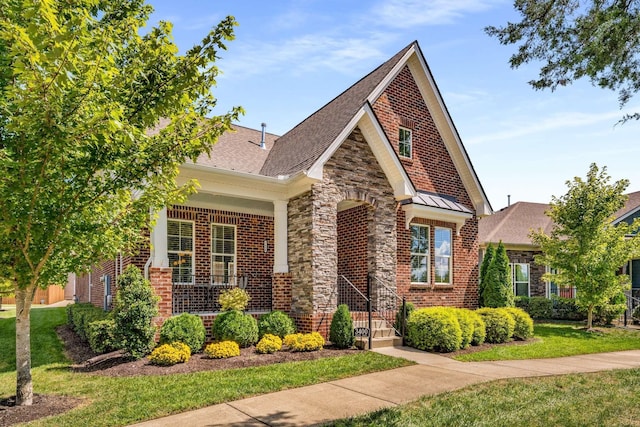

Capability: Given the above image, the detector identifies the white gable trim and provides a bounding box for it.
[368,43,492,217]
[306,106,416,200]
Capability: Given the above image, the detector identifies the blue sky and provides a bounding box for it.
[149,0,639,210]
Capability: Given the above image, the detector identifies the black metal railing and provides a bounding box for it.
[368,274,406,339]
[172,274,272,314]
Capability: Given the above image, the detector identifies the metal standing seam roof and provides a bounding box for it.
[403,192,473,214]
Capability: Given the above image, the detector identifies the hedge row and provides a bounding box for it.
[515,295,626,325]
[407,306,533,353]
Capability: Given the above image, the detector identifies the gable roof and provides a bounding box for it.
[260,44,413,177]
[615,190,640,222]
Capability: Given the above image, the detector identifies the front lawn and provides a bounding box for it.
[0,307,413,427]
[331,368,640,426]
[455,322,640,362]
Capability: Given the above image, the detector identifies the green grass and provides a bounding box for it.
[0,307,413,427]
[331,368,640,426]
[455,322,640,362]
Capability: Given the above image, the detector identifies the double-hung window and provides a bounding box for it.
[435,228,452,284]
[511,263,530,297]
[211,224,236,284]
[167,220,194,284]
[399,127,412,158]
[410,224,429,283]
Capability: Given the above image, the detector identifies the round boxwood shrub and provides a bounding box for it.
[504,307,534,340]
[204,341,240,359]
[256,334,283,354]
[476,308,515,344]
[218,288,251,312]
[212,310,259,348]
[469,310,486,346]
[160,313,206,353]
[406,307,462,353]
[258,310,296,338]
[87,318,118,354]
[452,308,475,349]
[329,304,355,349]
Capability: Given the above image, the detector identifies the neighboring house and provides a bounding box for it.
[76,41,492,337]
[479,192,640,300]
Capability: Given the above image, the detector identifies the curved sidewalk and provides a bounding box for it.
[129,347,640,427]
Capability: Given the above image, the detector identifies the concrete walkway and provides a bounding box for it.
[129,347,640,427]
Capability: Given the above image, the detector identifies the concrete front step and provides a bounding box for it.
[353,319,388,329]
[355,336,403,350]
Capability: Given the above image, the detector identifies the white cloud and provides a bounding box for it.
[371,0,500,28]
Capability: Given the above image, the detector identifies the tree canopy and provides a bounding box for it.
[0,0,241,405]
[486,0,640,120]
[531,163,640,329]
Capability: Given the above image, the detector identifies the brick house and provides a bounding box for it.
[479,193,640,300]
[76,41,492,338]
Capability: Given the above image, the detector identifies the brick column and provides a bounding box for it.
[149,267,173,333]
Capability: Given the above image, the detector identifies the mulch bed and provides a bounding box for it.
[1,325,361,426]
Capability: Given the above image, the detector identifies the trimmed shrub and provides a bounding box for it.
[204,341,240,359]
[481,242,515,308]
[160,313,206,353]
[67,303,108,341]
[452,308,475,349]
[218,288,250,312]
[551,296,585,320]
[528,297,553,320]
[514,296,530,312]
[283,332,325,352]
[212,310,259,348]
[329,304,355,349]
[406,307,462,353]
[504,307,534,340]
[87,318,118,354]
[593,292,627,325]
[477,308,515,344]
[256,334,283,354]
[112,265,159,359]
[469,310,486,346]
[394,301,415,337]
[258,311,296,338]
[149,342,191,366]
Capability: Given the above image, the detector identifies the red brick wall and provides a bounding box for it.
[507,250,546,297]
[372,65,480,309]
[150,267,173,334]
[337,205,370,295]
[272,273,293,312]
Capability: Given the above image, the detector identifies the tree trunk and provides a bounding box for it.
[586,304,594,330]
[15,286,34,406]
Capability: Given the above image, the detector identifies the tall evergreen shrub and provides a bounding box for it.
[479,244,495,307]
[330,304,355,349]
[481,241,515,308]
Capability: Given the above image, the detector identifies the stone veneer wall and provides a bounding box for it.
[507,250,546,297]
[287,127,397,330]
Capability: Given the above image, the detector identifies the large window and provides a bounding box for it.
[211,224,236,283]
[511,263,530,297]
[167,220,194,283]
[399,127,412,158]
[435,228,452,284]
[410,224,429,283]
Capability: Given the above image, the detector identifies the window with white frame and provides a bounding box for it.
[511,263,530,297]
[211,224,236,283]
[399,127,412,158]
[167,220,194,283]
[410,224,429,283]
[435,227,452,284]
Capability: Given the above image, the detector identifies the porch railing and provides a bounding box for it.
[172,274,272,314]
[368,274,406,338]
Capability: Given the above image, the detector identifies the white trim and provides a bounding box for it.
[211,223,237,282]
[151,207,169,268]
[434,227,452,285]
[167,219,195,284]
[402,203,472,236]
[273,200,289,273]
[511,262,530,297]
[409,223,430,284]
[398,126,412,159]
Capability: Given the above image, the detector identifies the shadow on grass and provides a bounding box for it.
[534,323,604,340]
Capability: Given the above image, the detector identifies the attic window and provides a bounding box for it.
[399,127,412,158]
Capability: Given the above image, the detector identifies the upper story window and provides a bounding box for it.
[211,224,236,284]
[410,224,429,283]
[435,227,452,284]
[167,220,194,284]
[399,127,412,158]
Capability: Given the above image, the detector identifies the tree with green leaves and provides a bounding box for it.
[486,0,640,120]
[0,0,241,405]
[481,242,515,308]
[479,243,496,307]
[531,163,640,329]
[0,278,13,310]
